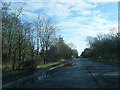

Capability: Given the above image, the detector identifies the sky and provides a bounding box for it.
[3,0,118,55]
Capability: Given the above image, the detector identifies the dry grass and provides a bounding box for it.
[37,59,66,69]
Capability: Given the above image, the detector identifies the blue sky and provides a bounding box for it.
[4,0,118,55]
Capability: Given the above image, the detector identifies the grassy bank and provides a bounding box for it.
[3,59,66,85]
[37,59,66,69]
[2,70,35,85]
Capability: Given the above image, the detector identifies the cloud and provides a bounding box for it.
[22,0,97,20]
[46,3,71,19]
[58,10,117,54]
[86,0,119,3]
[6,0,117,55]
[22,10,38,19]
[24,2,45,11]
[2,0,118,2]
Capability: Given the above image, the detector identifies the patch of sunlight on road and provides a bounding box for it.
[91,72,100,76]
[90,72,119,77]
[102,72,119,77]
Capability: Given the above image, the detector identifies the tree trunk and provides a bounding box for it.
[43,58,46,64]
[12,52,16,70]
[43,51,46,64]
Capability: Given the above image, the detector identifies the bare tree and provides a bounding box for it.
[34,15,58,64]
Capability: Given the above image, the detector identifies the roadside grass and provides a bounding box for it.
[2,70,35,85]
[3,59,66,77]
[37,59,66,69]
[3,70,31,78]
[2,59,67,85]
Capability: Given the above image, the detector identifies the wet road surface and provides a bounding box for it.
[7,58,119,88]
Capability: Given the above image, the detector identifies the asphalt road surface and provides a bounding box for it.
[11,58,120,88]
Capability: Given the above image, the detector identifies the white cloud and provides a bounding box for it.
[22,10,38,19]
[70,1,96,11]
[6,0,117,55]
[22,0,97,20]
[80,10,92,15]
[58,12,117,55]
[24,2,45,11]
[2,0,119,2]
[46,3,71,19]
[86,0,119,3]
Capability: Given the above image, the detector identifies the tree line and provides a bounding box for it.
[2,2,78,71]
[81,28,120,63]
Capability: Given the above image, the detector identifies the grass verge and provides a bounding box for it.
[2,59,67,85]
[2,70,35,85]
[37,59,66,69]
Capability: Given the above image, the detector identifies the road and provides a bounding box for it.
[10,58,119,88]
